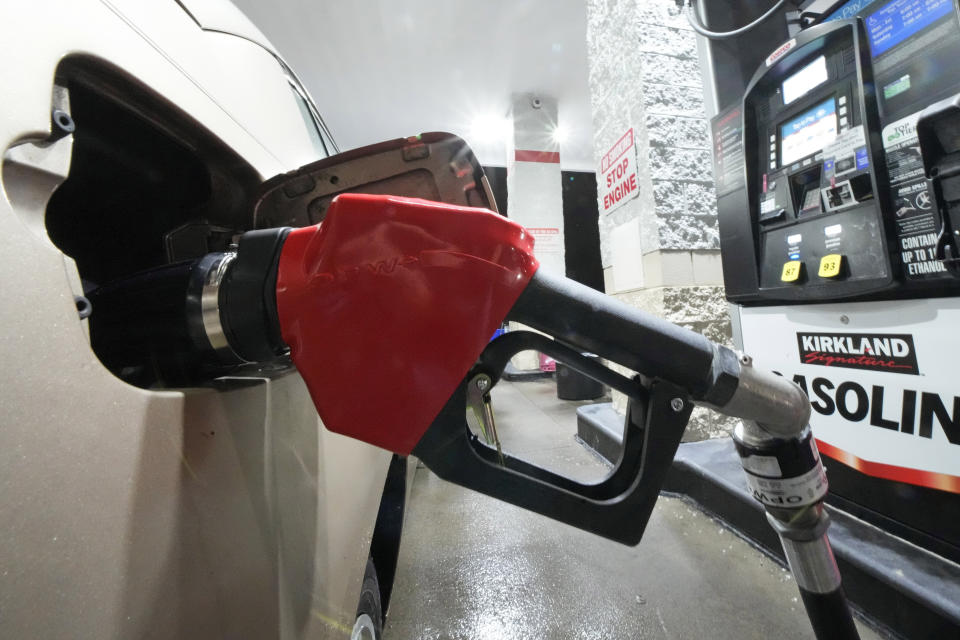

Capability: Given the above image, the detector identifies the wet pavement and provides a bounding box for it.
[384,378,886,639]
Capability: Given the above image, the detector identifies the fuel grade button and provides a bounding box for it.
[781,260,804,283]
[818,254,844,278]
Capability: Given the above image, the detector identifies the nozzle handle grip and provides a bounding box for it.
[412,329,693,546]
[507,270,740,406]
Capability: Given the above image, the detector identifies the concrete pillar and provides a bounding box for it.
[506,93,565,275]
[586,0,735,439]
[506,93,565,372]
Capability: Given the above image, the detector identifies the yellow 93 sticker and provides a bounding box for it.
[781,260,802,282]
[818,254,843,278]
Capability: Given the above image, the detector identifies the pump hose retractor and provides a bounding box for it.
[680,0,789,40]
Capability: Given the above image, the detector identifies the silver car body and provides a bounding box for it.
[0,1,400,637]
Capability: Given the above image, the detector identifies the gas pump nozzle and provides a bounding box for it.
[918,93,960,277]
[93,192,857,639]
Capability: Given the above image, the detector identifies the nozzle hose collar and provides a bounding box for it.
[219,227,292,362]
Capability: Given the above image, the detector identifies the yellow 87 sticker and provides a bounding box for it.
[781,260,802,282]
[818,254,843,278]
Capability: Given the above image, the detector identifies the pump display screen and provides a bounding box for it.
[866,0,954,56]
[780,99,838,166]
[825,0,881,21]
[783,56,829,105]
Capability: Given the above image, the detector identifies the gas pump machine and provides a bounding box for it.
[703,0,960,601]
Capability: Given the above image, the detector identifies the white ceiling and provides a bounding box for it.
[230,0,595,171]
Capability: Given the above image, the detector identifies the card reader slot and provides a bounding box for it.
[848,173,873,202]
[789,165,822,215]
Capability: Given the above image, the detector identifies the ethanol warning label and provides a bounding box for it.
[882,111,947,278]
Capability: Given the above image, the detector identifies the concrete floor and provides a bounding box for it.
[384,378,885,639]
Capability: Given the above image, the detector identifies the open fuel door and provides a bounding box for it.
[253,132,497,228]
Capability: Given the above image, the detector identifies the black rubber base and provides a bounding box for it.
[662,438,960,640]
[576,402,623,463]
[501,361,554,381]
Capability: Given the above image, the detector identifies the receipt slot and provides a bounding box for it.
[706,0,960,573]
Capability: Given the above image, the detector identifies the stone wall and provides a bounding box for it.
[586,0,737,439]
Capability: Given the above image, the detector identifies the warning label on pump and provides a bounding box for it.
[882,111,947,278]
[599,128,640,214]
[711,105,745,197]
[822,125,866,177]
[527,227,563,256]
[743,462,828,507]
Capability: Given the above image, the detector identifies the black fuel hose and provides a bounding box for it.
[800,587,861,640]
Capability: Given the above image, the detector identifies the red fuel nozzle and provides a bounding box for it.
[274,194,539,454]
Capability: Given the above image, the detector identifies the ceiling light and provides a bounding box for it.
[551,124,569,144]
